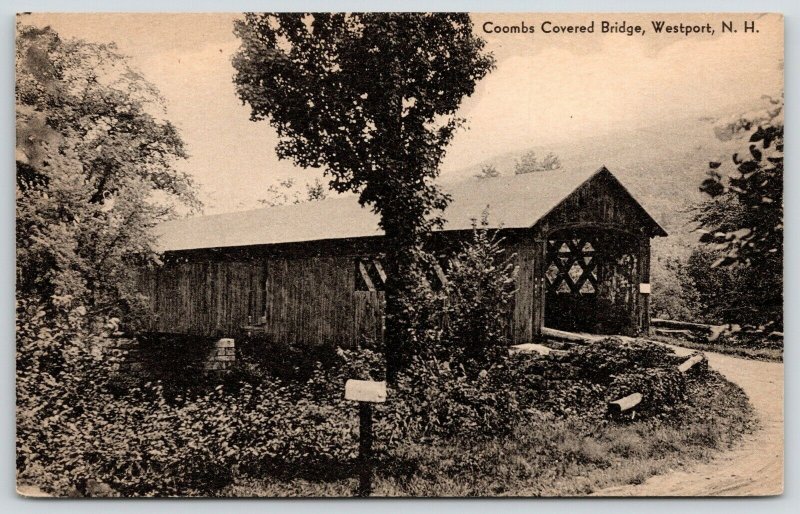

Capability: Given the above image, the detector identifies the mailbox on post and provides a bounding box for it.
[344,379,386,497]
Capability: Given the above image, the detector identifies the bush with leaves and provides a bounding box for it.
[507,338,690,421]
[378,215,520,438]
[386,353,518,440]
[16,25,199,323]
[442,218,518,371]
[17,294,385,496]
[695,95,783,330]
[513,150,562,174]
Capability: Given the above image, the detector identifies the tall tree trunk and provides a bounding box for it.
[382,217,418,383]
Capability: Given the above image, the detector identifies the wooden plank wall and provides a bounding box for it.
[511,245,536,343]
[507,239,547,343]
[138,254,384,348]
[139,246,541,346]
[637,236,651,335]
[138,261,265,337]
[263,256,357,348]
[535,172,652,236]
[354,291,385,347]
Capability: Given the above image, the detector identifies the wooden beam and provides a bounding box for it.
[654,328,695,338]
[358,261,375,292]
[541,326,603,343]
[433,263,448,288]
[651,318,713,331]
[372,260,387,284]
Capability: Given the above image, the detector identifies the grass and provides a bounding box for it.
[225,370,756,497]
[651,334,783,362]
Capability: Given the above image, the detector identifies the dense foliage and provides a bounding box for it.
[232,13,495,378]
[17,302,377,496]
[16,25,199,321]
[649,245,699,322]
[385,219,519,438]
[509,338,689,421]
[692,98,783,329]
[650,96,783,331]
[15,24,201,496]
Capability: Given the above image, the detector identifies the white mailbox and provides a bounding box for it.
[639,283,651,294]
[344,379,387,403]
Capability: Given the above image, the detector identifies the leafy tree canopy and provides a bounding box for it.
[257,177,328,207]
[16,24,199,321]
[233,13,494,377]
[513,150,561,174]
[475,164,500,179]
[233,13,493,241]
[694,95,783,328]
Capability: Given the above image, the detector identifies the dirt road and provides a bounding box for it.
[594,346,784,496]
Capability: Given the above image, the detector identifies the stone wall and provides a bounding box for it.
[114,336,236,376]
[205,338,235,371]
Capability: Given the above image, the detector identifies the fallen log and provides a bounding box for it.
[678,353,705,373]
[608,392,642,414]
[654,328,695,337]
[651,318,713,331]
[509,344,570,358]
[541,327,602,344]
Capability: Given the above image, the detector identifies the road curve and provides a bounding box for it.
[593,346,784,497]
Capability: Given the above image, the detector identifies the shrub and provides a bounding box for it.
[17,297,383,496]
[569,337,684,382]
[382,213,520,439]
[440,216,517,371]
[506,338,691,421]
[388,355,519,439]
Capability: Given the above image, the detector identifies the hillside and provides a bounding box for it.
[441,97,775,246]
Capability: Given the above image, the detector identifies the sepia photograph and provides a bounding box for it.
[14,11,783,498]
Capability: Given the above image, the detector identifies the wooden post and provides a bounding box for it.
[358,402,373,497]
[344,379,386,498]
[638,235,651,336]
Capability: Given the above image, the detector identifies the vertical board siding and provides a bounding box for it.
[638,237,651,335]
[535,172,653,236]
[262,256,362,348]
[354,291,385,346]
[512,245,536,343]
[138,261,265,337]
[137,172,659,346]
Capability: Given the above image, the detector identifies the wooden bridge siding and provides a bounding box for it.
[535,174,652,235]
[265,257,352,348]
[637,236,651,335]
[138,237,568,345]
[531,173,655,337]
[354,291,385,347]
[139,254,382,346]
[138,261,265,337]
[510,242,543,343]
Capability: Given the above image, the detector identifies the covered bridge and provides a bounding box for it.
[139,166,666,347]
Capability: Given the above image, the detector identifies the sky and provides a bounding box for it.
[20,12,783,214]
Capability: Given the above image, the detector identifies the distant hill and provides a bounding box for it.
[441,97,775,248]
